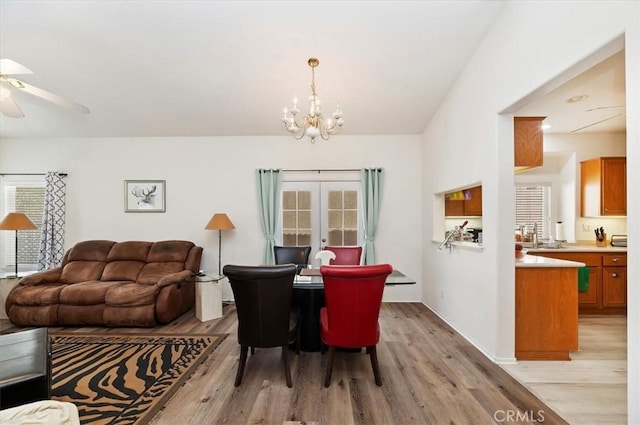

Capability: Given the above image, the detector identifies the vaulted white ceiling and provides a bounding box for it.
[0,1,626,140]
[0,1,504,138]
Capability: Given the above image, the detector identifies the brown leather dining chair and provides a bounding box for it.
[274,245,312,273]
[223,264,299,388]
[323,245,363,265]
[319,263,393,387]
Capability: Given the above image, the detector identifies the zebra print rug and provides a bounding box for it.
[50,333,227,424]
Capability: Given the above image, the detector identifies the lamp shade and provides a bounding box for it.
[205,213,235,230]
[0,212,37,230]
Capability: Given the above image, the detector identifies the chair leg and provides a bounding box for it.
[235,346,249,387]
[250,347,255,355]
[282,346,292,388]
[324,346,335,387]
[368,345,382,386]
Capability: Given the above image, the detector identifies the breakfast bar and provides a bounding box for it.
[515,254,585,360]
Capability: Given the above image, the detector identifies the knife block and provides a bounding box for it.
[596,234,607,247]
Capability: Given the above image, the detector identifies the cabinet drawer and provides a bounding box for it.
[602,254,626,266]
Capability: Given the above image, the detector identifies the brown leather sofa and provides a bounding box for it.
[5,240,202,327]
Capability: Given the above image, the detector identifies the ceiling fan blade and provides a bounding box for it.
[0,59,33,76]
[585,105,625,112]
[570,112,626,133]
[17,80,90,114]
[0,97,25,118]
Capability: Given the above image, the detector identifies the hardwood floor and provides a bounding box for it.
[1,303,571,424]
[502,314,627,425]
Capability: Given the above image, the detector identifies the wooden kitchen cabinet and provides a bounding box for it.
[463,186,482,216]
[515,267,578,360]
[444,185,482,217]
[602,253,627,308]
[532,251,626,314]
[514,116,545,168]
[580,156,626,216]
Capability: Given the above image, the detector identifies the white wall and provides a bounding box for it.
[0,135,422,302]
[421,2,639,422]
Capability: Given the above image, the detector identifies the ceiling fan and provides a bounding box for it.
[0,58,90,118]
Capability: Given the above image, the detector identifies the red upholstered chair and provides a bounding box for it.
[324,246,363,265]
[319,263,393,387]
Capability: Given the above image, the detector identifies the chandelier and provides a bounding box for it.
[281,58,344,142]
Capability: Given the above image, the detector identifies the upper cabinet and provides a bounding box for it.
[445,186,482,217]
[581,156,627,217]
[514,116,545,171]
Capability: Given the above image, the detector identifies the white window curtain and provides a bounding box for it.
[37,172,66,270]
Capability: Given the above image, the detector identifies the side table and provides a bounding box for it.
[0,278,20,320]
[194,275,225,322]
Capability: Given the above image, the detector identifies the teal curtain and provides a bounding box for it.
[257,169,282,264]
[361,168,383,265]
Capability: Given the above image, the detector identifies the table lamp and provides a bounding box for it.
[205,213,235,277]
[0,212,38,278]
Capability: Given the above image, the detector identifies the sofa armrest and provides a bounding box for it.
[157,270,194,288]
[18,268,63,286]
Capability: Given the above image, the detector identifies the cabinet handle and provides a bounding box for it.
[611,273,618,278]
[612,258,619,262]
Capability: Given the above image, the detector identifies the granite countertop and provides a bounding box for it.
[526,242,627,253]
[516,254,586,268]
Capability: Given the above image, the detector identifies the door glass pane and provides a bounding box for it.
[282,189,312,246]
[344,191,357,209]
[344,230,358,245]
[327,189,359,247]
[328,229,343,245]
[328,191,342,209]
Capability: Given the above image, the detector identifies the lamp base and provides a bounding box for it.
[2,275,20,279]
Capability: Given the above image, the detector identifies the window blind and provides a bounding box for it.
[515,185,551,240]
[1,182,45,273]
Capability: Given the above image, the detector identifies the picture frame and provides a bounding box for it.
[124,180,166,212]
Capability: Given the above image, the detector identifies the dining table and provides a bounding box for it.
[291,269,416,352]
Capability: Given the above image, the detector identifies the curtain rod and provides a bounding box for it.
[281,168,381,173]
[0,173,68,177]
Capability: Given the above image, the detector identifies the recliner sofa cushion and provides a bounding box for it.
[105,283,158,306]
[147,241,192,262]
[107,241,152,262]
[8,283,65,306]
[101,261,145,281]
[59,280,130,305]
[66,240,115,262]
[60,261,106,284]
[137,262,184,285]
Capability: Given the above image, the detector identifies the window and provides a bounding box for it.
[515,184,551,240]
[1,179,45,275]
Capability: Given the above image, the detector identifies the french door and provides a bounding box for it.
[280,181,362,261]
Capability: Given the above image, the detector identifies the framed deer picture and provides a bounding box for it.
[125,180,166,212]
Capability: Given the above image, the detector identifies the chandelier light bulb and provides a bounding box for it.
[280,57,343,142]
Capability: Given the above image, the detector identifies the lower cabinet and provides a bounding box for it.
[532,251,626,314]
[603,266,627,307]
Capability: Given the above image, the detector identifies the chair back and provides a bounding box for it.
[324,246,363,265]
[320,264,393,348]
[274,246,311,271]
[224,264,297,348]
